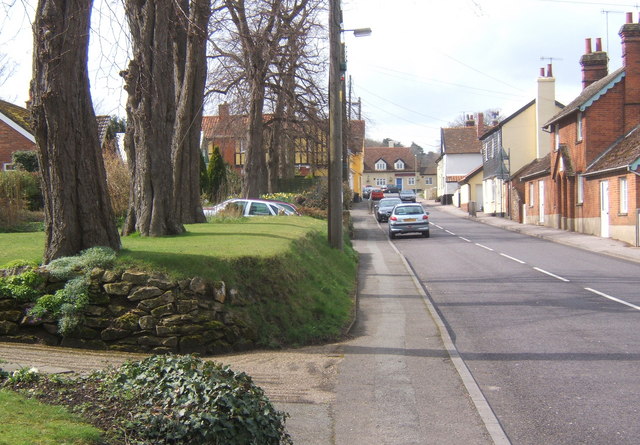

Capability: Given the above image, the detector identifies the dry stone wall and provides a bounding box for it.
[0,268,257,354]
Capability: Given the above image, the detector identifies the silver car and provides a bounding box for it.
[388,203,430,239]
[203,199,292,217]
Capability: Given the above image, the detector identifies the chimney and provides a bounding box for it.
[536,66,556,158]
[465,114,475,127]
[580,37,609,89]
[218,102,230,118]
[476,112,485,138]
[619,12,640,132]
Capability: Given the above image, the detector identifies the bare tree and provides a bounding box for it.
[30,0,121,262]
[121,0,184,236]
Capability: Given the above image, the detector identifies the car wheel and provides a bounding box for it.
[422,231,430,238]
[389,231,395,239]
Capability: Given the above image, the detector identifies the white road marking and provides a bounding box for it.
[500,253,526,264]
[459,237,471,242]
[445,230,456,235]
[533,267,570,282]
[433,224,444,230]
[475,243,494,251]
[585,288,640,311]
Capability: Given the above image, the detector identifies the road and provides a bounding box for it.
[389,203,640,445]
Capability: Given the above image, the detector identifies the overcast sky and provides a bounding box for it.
[1,0,639,152]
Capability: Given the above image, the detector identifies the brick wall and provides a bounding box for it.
[0,120,36,167]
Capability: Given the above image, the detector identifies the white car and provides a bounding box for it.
[388,203,430,239]
[204,199,293,217]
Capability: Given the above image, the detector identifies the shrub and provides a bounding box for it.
[28,247,116,335]
[11,151,39,172]
[0,268,44,302]
[0,170,43,230]
[100,355,292,445]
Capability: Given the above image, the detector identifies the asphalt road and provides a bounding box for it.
[389,204,640,445]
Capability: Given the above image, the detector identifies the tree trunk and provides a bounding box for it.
[172,0,211,223]
[30,0,121,263]
[243,76,268,198]
[122,0,184,236]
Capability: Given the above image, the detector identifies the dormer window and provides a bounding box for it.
[394,160,405,170]
[375,160,387,170]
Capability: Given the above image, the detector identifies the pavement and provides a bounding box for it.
[1,200,638,444]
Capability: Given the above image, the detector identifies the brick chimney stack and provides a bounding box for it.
[476,112,485,138]
[580,37,609,89]
[218,102,230,119]
[620,12,640,132]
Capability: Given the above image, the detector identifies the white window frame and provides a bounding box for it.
[576,112,583,142]
[529,181,535,206]
[577,174,584,204]
[408,177,415,186]
[619,176,628,214]
[375,160,386,170]
[394,160,405,170]
[425,177,433,185]
[375,178,386,186]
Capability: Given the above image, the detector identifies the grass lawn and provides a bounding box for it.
[0,389,103,445]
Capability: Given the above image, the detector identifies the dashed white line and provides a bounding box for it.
[500,253,526,264]
[433,224,444,230]
[475,243,494,251]
[459,237,471,242]
[533,267,570,282]
[445,230,456,235]
[585,288,640,311]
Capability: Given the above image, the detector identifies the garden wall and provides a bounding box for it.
[0,268,256,354]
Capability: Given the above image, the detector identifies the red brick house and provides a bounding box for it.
[531,14,640,246]
[0,99,36,170]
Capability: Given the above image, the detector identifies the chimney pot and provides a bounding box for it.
[626,12,633,24]
[595,37,602,51]
[585,37,592,54]
[547,63,553,77]
[540,67,545,77]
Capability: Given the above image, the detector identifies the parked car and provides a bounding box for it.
[375,197,402,222]
[384,185,401,194]
[399,189,417,202]
[362,186,375,199]
[370,188,384,200]
[203,199,293,217]
[264,200,300,215]
[388,203,430,239]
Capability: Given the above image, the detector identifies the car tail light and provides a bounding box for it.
[422,214,429,220]
[390,216,397,221]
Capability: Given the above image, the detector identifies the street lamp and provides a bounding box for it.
[328,0,370,250]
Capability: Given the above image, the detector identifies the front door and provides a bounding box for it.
[538,180,545,224]
[396,178,402,190]
[600,180,610,238]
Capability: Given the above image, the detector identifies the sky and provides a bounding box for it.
[1,0,639,152]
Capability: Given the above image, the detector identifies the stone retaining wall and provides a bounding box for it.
[0,268,256,354]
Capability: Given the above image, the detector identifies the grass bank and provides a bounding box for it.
[0,216,358,347]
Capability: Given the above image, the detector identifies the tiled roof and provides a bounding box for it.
[441,126,482,154]
[0,99,31,133]
[446,175,467,183]
[96,115,111,145]
[586,125,640,175]
[201,114,248,139]
[459,165,483,184]
[363,146,417,172]
[544,67,625,127]
[517,153,551,181]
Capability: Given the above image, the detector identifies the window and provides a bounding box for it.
[425,177,433,185]
[529,182,535,206]
[234,140,246,166]
[3,163,15,171]
[394,160,405,170]
[375,160,386,170]
[577,174,584,204]
[576,112,583,142]
[408,177,415,186]
[620,177,628,214]
[375,178,386,186]
[248,202,270,216]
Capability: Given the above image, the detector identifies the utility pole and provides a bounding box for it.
[328,0,343,249]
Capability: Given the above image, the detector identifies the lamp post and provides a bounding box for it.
[328,0,370,249]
